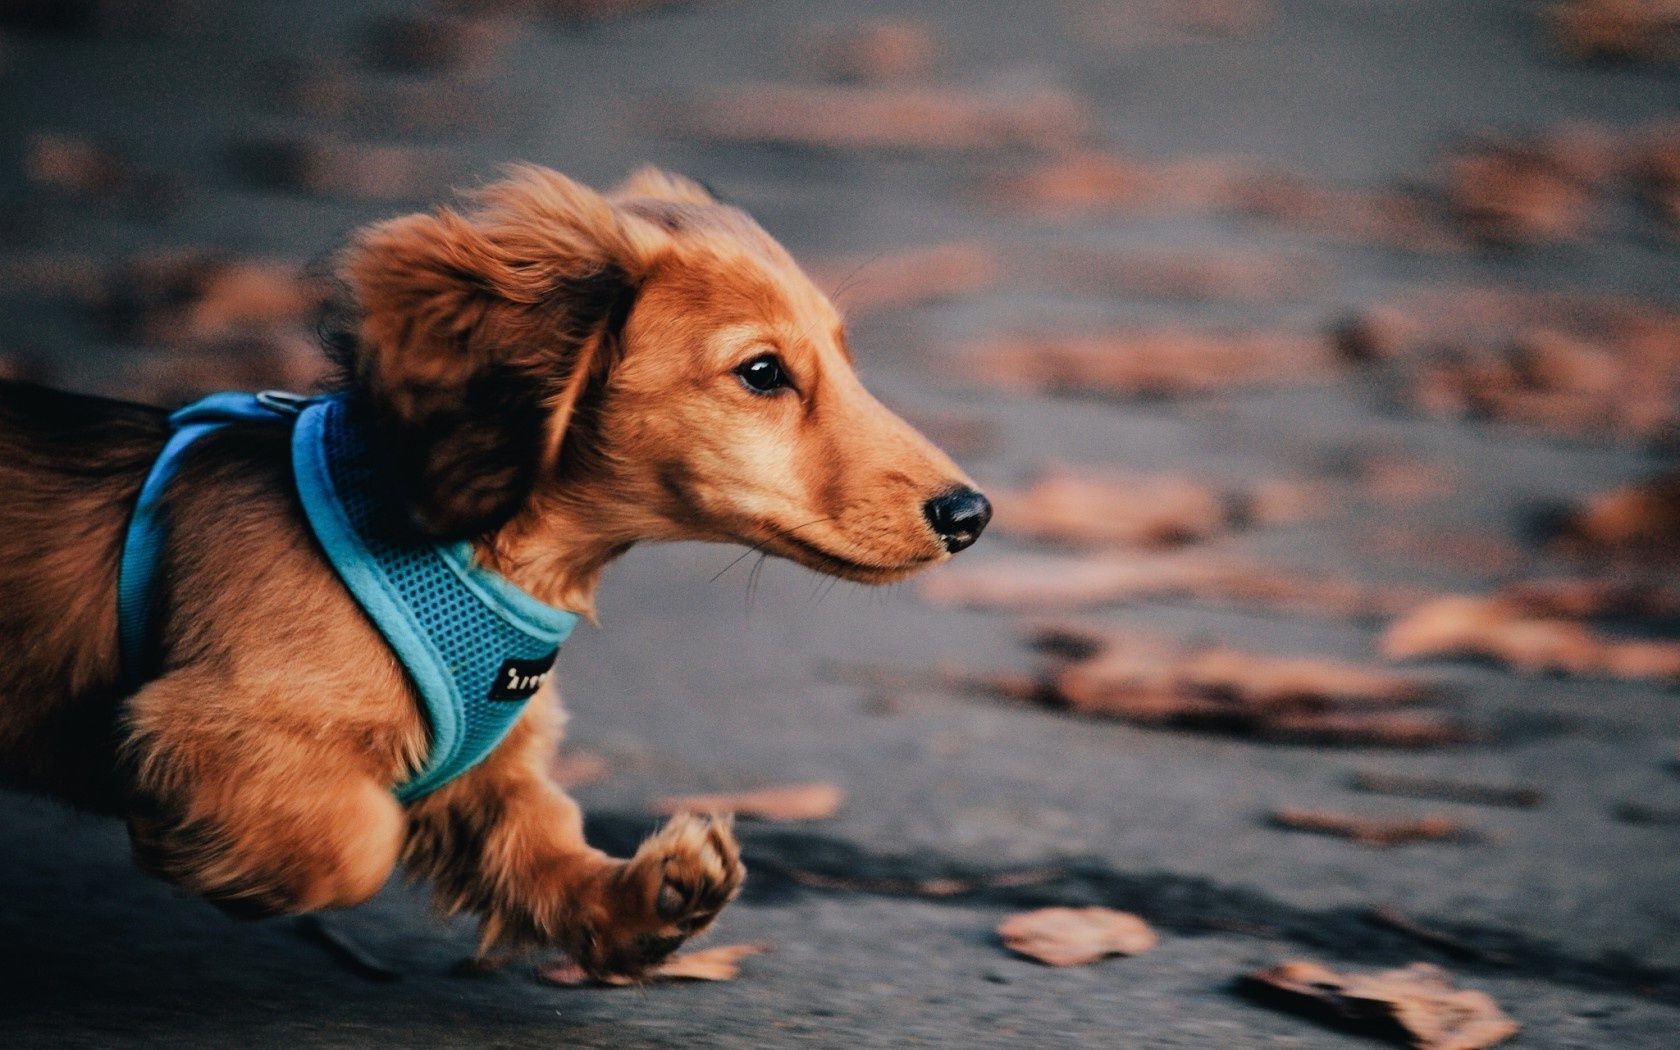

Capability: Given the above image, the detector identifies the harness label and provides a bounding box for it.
[489,652,559,701]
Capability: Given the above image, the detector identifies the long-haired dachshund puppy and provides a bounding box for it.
[0,166,990,979]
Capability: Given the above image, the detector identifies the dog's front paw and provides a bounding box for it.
[572,811,744,980]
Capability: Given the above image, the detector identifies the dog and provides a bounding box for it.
[0,165,990,979]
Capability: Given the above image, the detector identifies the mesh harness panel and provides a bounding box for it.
[118,391,580,801]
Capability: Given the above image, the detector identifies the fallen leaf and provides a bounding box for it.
[987,149,1252,216]
[804,19,938,82]
[1050,247,1316,302]
[986,470,1232,548]
[355,13,510,74]
[1554,471,1680,557]
[95,250,326,343]
[1351,771,1544,809]
[550,747,610,789]
[1442,138,1600,245]
[225,136,455,201]
[1268,807,1481,847]
[1547,0,1680,65]
[1381,594,1680,681]
[677,82,1088,152]
[806,242,1000,315]
[1233,175,1461,253]
[652,782,845,822]
[1240,960,1520,1049]
[1020,627,1468,747]
[968,327,1338,399]
[23,131,175,209]
[921,549,1424,618]
[1336,288,1680,443]
[997,907,1157,966]
[537,944,771,988]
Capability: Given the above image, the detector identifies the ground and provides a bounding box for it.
[1,1,1678,1046]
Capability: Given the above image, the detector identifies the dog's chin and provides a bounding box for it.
[768,532,941,585]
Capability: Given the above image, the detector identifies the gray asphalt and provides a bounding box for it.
[1,1,1678,1046]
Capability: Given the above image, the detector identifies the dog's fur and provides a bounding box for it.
[0,166,978,977]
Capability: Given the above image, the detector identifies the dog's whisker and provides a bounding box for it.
[709,516,834,584]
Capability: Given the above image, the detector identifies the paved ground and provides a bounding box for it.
[1,1,1678,1046]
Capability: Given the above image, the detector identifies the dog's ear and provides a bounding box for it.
[343,166,667,539]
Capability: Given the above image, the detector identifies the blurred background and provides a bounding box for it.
[0,1,1677,1046]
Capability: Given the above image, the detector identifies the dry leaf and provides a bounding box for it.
[1012,627,1468,747]
[969,327,1337,399]
[226,136,454,201]
[987,149,1252,216]
[1442,139,1599,245]
[1381,594,1680,681]
[997,907,1157,966]
[652,782,845,822]
[1555,471,1680,556]
[1548,0,1680,64]
[806,242,1000,315]
[1336,288,1680,443]
[356,13,510,75]
[550,747,610,789]
[1241,960,1520,1049]
[804,19,937,82]
[23,131,174,208]
[921,549,1423,618]
[987,470,1232,548]
[1268,807,1481,847]
[1233,175,1461,253]
[678,82,1088,152]
[1053,247,1316,302]
[537,944,770,988]
[1351,771,1544,810]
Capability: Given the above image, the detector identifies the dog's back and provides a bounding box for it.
[0,381,167,805]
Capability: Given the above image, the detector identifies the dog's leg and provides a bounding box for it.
[403,696,744,979]
[119,672,406,917]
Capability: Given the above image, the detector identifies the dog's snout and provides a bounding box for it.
[923,487,992,554]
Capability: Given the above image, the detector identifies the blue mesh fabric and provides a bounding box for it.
[119,391,578,803]
[305,397,577,799]
[296,396,579,800]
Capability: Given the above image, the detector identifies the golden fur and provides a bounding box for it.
[0,166,980,977]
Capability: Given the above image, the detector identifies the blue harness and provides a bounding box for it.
[118,391,581,801]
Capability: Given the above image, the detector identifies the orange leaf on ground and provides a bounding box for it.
[1240,960,1520,1049]
[652,782,845,822]
[1381,594,1680,681]
[537,944,770,988]
[1268,807,1481,847]
[549,747,610,789]
[1442,138,1600,245]
[997,907,1157,966]
[678,82,1088,152]
[1555,470,1680,557]
[969,326,1337,399]
[1547,0,1680,64]
[1334,288,1680,443]
[803,19,938,83]
[921,549,1425,618]
[806,242,1000,315]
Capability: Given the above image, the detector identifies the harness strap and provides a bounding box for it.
[118,391,306,689]
[117,391,580,801]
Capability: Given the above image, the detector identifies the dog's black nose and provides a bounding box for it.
[923,487,993,553]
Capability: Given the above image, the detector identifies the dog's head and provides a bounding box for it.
[341,166,988,597]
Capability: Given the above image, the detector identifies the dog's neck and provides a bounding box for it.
[478,488,639,622]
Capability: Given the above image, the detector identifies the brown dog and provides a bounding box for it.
[0,166,989,978]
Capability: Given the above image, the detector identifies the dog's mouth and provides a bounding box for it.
[768,530,940,584]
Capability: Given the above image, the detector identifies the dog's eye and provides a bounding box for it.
[735,354,791,395]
